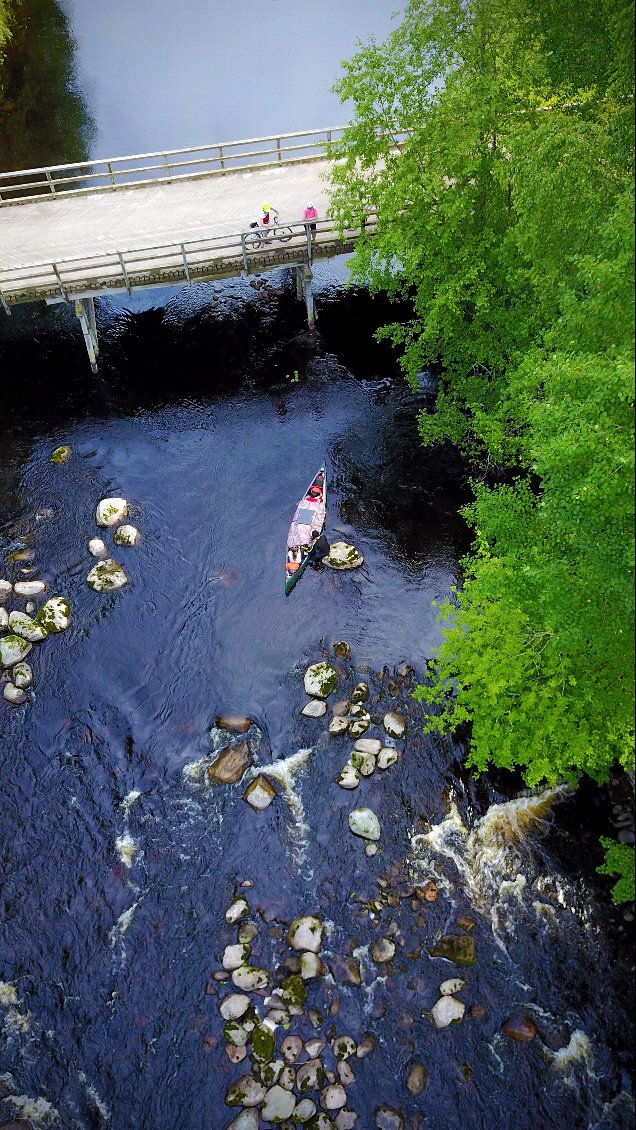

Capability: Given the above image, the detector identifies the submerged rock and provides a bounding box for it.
[324,542,364,570]
[304,662,338,698]
[406,1062,428,1095]
[374,1107,404,1130]
[50,444,72,463]
[332,641,351,658]
[95,497,128,527]
[243,775,277,810]
[371,938,396,963]
[502,1013,538,1042]
[208,742,250,784]
[0,635,32,669]
[327,956,361,986]
[301,699,327,718]
[216,714,252,732]
[86,560,128,591]
[300,951,322,979]
[348,807,381,841]
[36,596,71,632]
[429,935,475,966]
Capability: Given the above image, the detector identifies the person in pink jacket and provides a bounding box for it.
[303,201,318,242]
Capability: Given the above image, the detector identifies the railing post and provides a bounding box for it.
[51,263,68,303]
[163,154,171,178]
[219,145,225,171]
[107,162,115,185]
[117,251,132,294]
[180,244,191,283]
[240,233,249,273]
[276,137,282,161]
[45,171,56,195]
[0,290,11,316]
[305,222,313,264]
[75,297,99,373]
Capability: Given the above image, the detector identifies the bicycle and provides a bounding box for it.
[245,212,293,251]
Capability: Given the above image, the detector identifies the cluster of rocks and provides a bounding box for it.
[214,897,372,1128]
[201,715,279,811]
[87,497,139,591]
[0,579,70,705]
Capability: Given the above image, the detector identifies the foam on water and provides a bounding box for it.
[115,833,137,868]
[550,1030,596,1078]
[255,747,315,865]
[5,1094,60,1123]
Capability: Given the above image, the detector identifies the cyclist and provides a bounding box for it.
[261,202,278,238]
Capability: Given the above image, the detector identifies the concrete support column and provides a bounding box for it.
[75,297,99,374]
[302,266,316,331]
[295,265,303,302]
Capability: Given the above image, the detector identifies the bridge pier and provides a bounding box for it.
[75,297,99,374]
[296,265,317,331]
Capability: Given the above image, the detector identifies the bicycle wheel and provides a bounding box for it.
[244,231,262,251]
[276,226,293,243]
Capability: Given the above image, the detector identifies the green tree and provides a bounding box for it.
[330,0,635,785]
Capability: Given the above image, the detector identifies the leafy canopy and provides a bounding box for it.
[330,0,634,786]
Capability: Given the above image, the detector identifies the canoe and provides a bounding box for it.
[285,467,327,595]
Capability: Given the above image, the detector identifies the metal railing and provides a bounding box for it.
[0,126,348,203]
[0,214,376,305]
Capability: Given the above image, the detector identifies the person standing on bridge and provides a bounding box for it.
[303,201,318,242]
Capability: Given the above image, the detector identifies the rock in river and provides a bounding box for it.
[13,580,46,597]
[88,538,108,557]
[226,1111,259,1130]
[301,698,327,718]
[36,596,71,632]
[304,662,338,698]
[4,683,28,704]
[502,1012,538,1042]
[0,580,13,600]
[12,662,33,689]
[383,711,407,739]
[87,560,128,591]
[348,808,381,841]
[216,714,252,733]
[225,1073,266,1107]
[208,742,250,784]
[50,444,72,463]
[0,635,32,669]
[324,542,364,570]
[113,524,140,547]
[288,916,323,953]
[243,775,277,810]
[428,935,475,966]
[262,1084,295,1121]
[8,611,47,642]
[431,995,465,1028]
[95,497,128,527]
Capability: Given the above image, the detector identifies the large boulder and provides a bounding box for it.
[95,497,128,527]
[324,542,364,570]
[36,596,71,632]
[304,662,338,698]
[0,635,32,668]
[8,611,47,642]
[86,560,128,591]
[208,742,250,784]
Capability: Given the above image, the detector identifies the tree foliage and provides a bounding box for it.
[330,0,634,785]
[597,838,636,904]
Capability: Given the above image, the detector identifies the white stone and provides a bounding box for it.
[225,1074,266,1107]
[329,715,350,735]
[365,843,378,857]
[231,966,269,991]
[347,717,370,738]
[36,596,71,632]
[348,807,381,841]
[336,763,360,790]
[332,1035,357,1060]
[335,1111,357,1130]
[8,612,47,642]
[223,943,250,970]
[262,1085,296,1121]
[95,497,128,527]
[4,683,28,704]
[113,524,140,547]
[288,915,323,953]
[219,993,251,1020]
[353,738,382,754]
[0,635,32,669]
[300,951,322,979]
[294,1098,317,1122]
[377,747,399,769]
[304,662,338,698]
[324,542,364,570]
[431,995,465,1028]
[383,711,407,738]
[243,775,277,810]
[12,662,33,689]
[440,978,465,996]
[279,1065,296,1090]
[13,580,46,596]
[0,580,12,600]
[301,698,328,717]
[321,1084,347,1110]
[281,1035,303,1063]
[86,560,128,591]
[0,607,8,628]
[259,1059,284,1087]
[350,749,376,776]
[225,897,249,923]
[371,938,396,963]
[225,1111,259,1130]
[305,1038,325,1057]
[88,538,107,557]
[337,1060,356,1086]
[25,602,35,613]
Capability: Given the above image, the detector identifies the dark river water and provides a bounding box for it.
[0,4,633,1129]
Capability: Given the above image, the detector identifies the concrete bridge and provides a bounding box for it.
[0,127,376,371]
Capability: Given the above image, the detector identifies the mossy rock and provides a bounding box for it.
[51,445,72,464]
[280,974,307,1007]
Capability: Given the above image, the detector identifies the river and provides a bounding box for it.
[0,3,633,1129]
